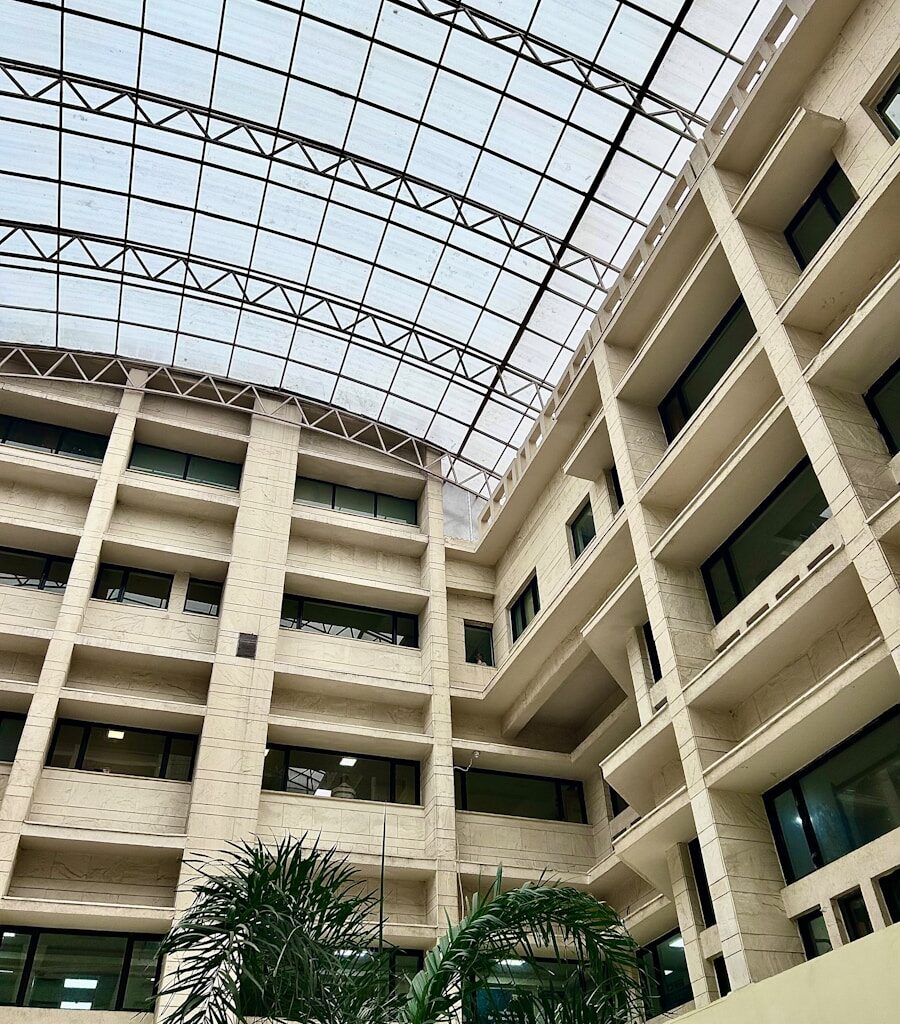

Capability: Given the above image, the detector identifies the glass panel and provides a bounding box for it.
[798,713,900,868]
[47,723,86,769]
[0,549,45,589]
[704,554,738,621]
[643,622,662,682]
[688,837,716,927]
[0,715,25,762]
[165,736,196,782]
[878,75,900,137]
[866,360,900,455]
[0,929,30,1005]
[787,200,838,269]
[659,391,687,443]
[609,467,624,510]
[394,762,418,805]
[837,889,872,941]
[43,558,71,592]
[798,910,832,960]
[655,933,691,1012]
[280,594,301,629]
[770,788,817,881]
[122,939,159,1012]
[294,477,333,507]
[94,566,125,602]
[825,167,857,219]
[570,501,596,558]
[184,578,222,616]
[25,931,128,1010]
[300,600,393,644]
[186,455,241,489]
[5,418,62,453]
[391,952,421,997]
[559,781,586,824]
[82,726,167,778]
[463,770,582,823]
[607,785,628,817]
[678,300,755,420]
[376,493,417,525]
[121,570,172,609]
[334,484,376,517]
[58,429,107,462]
[129,443,188,479]
[464,624,494,666]
[395,613,418,648]
[286,748,391,802]
[262,747,287,790]
[879,868,900,924]
[712,955,731,997]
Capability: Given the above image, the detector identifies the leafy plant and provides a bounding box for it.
[157,835,640,1024]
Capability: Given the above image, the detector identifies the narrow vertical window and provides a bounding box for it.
[797,909,832,960]
[642,621,662,683]
[875,70,900,138]
[509,575,540,643]
[784,162,857,270]
[569,499,596,558]
[464,623,494,666]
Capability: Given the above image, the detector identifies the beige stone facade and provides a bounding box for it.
[0,0,897,1020]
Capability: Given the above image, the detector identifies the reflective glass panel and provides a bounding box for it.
[877,73,900,137]
[396,613,418,648]
[460,768,585,823]
[0,714,25,762]
[570,500,596,558]
[785,164,857,269]
[837,889,872,941]
[82,726,167,777]
[93,566,125,602]
[300,599,393,643]
[43,558,72,591]
[510,577,540,642]
[334,484,376,517]
[25,932,127,1010]
[638,931,690,1016]
[865,359,900,456]
[394,762,418,805]
[58,429,107,462]
[5,418,61,453]
[122,939,159,1012]
[879,867,900,924]
[186,455,241,489]
[165,736,196,782]
[797,910,832,960]
[184,578,222,616]
[129,443,187,479]
[0,549,45,589]
[121,570,172,609]
[464,623,494,666]
[376,493,417,525]
[770,788,817,880]
[0,929,30,1005]
[294,477,333,507]
[262,747,287,791]
[46,722,86,769]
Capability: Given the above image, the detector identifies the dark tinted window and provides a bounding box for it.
[510,575,540,643]
[712,955,730,998]
[464,623,494,666]
[877,71,900,137]
[642,621,662,682]
[281,594,418,648]
[467,959,582,1023]
[765,708,900,882]
[0,928,159,1011]
[570,500,596,558]
[129,442,241,490]
[659,298,756,442]
[797,910,832,960]
[688,837,716,927]
[607,784,628,817]
[0,415,107,463]
[47,720,196,781]
[608,466,624,511]
[294,476,417,525]
[879,867,900,924]
[455,767,586,824]
[837,889,873,942]
[702,459,830,621]
[864,358,899,456]
[262,744,419,805]
[785,163,857,269]
[93,565,172,610]
[638,930,691,1015]
[0,547,72,592]
[184,578,222,616]
[0,713,25,762]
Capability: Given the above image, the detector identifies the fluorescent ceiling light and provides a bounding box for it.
[60,1002,93,1010]
[65,979,99,990]
[498,958,527,967]
[107,729,125,740]
[339,757,357,767]
[314,789,332,798]
[669,937,685,948]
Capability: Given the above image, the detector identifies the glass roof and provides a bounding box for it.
[0,0,779,485]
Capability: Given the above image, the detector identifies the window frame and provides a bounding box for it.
[128,441,242,491]
[657,296,755,444]
[294,475,418,526]
[863,357,899,456]
[637,928,691,1015]
[0,926,161,1011]
[763,705,900,883]
[0,413,108,464]
[0,545,73,593]
[796,909,832,960]
[183,577,223,617]
[454,765,588,825]
[784,162,857,270]
[836,887,873,942]
[700,458,828,622]
[463,621,495,667]
[870,60,900,140]
[0,710,26,762]
[568,498,597,560]
[687,837,716,928]
[92,563,174,610]
[262,742,420,805]
[46,718,198,782]
[509,573,540,644]
[280,593,419,648]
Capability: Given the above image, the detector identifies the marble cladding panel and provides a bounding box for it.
[0,475,90,531]
[269,685,425,733]
[107,502,232,557]
[80,603,218,656]
[455,811,595,873]
[276,630,423,688]
[287,534,422,589]
[66,649,211,705]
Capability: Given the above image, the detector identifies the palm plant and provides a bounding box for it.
[157,835,641,1024]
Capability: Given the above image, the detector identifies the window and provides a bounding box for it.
[280,594,418,648]
[784,162,857,270]
[0,712,25,762]
[569,499,596,559]
[764,707,900,883]
[129,442,241,490]
[509,575,540,643]
[455,767,587,824]
[658,298,756,442]
[294,476,417,526]
[876,70,900,138]
[0,413,108,463]
[607,465,624,512]
[797,909,832,960]
[465,959,583,1023]
[637,930,691,1016]
[642,621,662,683]
[184,577,223,616]
[837,888,873,942]
[864,358,900,456]
[0,928,159,1010]
[262,745,419,805]
[47,720,196,781]
[879,867,900,924]
[464,623,494,666]
[712,955,730,998]
[0,546,72,593]
[93,564,173,609]
[607,783,629,818]
[688,838,716,928]
[701,459,830,621]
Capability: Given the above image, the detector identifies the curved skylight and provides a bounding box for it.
[0,0,779,483]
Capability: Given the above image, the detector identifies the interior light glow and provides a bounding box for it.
[498,958,527,967]
[339,757,357,767]
[107,729,125,740]
[64,979,99,990]
[60,1002,93,1010]
[669,937,685,948]
[314,789,332,798]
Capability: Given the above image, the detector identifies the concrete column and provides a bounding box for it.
[0,381,143,893]
[624,627,654,725]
